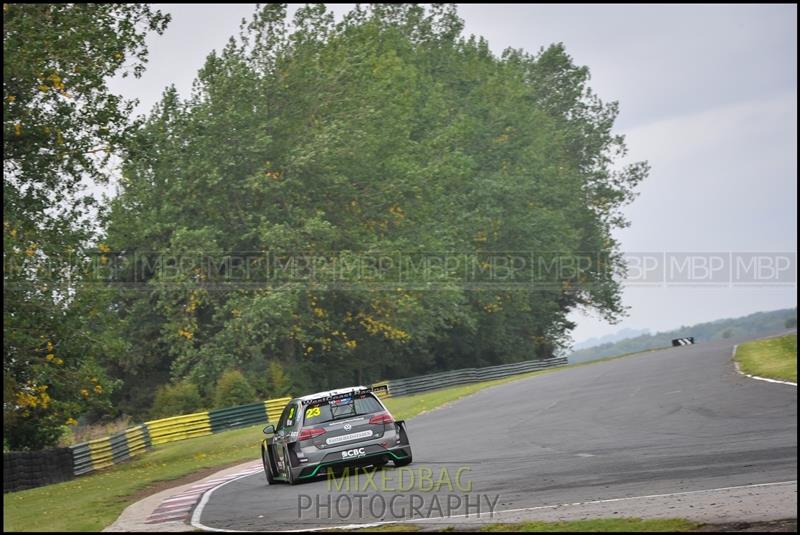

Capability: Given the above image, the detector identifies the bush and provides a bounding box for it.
[266,361,292,398]
[213,370,256,409]
[4,417,67,452]
[58,416,132,446]
[150,381,203,419]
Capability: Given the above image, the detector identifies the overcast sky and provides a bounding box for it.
[109,4,797,345]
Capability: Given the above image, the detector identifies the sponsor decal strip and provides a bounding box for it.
[302,386,388,406]
[325,430,373,445]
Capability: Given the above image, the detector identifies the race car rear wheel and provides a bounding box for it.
[285,446,297,485]
[262,446,277,485]
[394,449,412,467]
[394,422,413,466]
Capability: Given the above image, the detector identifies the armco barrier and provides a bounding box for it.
[382,357,567,397]
[124,424,151,458]
[87,436,115,471]
[209,402,267,433]
[145,411,213,446]
[64,396,292,480]
[265,397,292,423]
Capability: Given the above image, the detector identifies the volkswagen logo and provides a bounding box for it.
[343,423,352,431]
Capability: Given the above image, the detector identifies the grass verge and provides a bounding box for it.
[349,518,699,532]
[2,423,267,532]
[476,518,699,532]
[4,347,666,532]
[735,333,797,383]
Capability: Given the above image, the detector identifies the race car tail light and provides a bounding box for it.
[297,427,326,441]
[368,412,394,425]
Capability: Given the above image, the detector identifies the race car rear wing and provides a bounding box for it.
[301,385,389,406]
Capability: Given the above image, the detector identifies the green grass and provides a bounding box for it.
[735,333,797,382]
[477,518,699,532]
[2,424,267,532]
[4,347,665,532]
[344,523,421,532]
[347,518,698,532]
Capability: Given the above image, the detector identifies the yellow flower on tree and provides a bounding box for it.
[16,391,38,408]
[178,328,194,340]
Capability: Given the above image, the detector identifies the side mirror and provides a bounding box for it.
[263,424,275,435]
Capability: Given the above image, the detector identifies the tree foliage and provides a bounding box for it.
[101,4,646,415]
[150,380,203,419]
[213,369,257,409]
[3,4,170,449]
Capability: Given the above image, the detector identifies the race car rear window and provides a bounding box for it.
[302,394,383,426]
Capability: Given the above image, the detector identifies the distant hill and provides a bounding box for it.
[567,307,797,363]
[572,327,650,351]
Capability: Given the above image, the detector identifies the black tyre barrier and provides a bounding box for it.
[3,448,74,493]
[672,337,695,346]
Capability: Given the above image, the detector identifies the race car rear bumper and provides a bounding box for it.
[295,445,412,480]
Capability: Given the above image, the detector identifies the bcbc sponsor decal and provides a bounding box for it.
[341,447,366,459]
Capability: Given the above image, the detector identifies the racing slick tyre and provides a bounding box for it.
[394,422,413,467]
[262,446,276,485]
[394,450,412,467]
[285,446,297,485]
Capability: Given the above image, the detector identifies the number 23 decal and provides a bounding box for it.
[305,406,321,418]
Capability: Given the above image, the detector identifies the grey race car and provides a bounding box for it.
[260,385,413,485]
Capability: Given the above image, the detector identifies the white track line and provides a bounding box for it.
[156,502,196,511]
[162,495,203,504]
[190,478,798,532]
[191,472,259,532]
[732,345,797,386]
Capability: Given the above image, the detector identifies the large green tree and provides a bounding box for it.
[105,4,647,414]
[3,4,169,449]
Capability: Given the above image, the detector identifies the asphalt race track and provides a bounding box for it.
[196,337,797,531]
